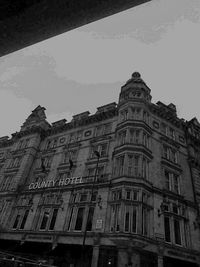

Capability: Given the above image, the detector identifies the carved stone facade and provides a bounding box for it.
[0,72,200,267]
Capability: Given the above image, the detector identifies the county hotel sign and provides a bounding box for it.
[28,176,83,190]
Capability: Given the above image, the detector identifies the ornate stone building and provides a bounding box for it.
[0,72,200,267]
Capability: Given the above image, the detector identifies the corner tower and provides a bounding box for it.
[118,72,152,107]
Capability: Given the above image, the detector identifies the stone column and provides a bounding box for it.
[157,255,164,267]
[91,245,100,267]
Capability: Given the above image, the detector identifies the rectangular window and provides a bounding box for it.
[165,170,170,191]
[161,124,168,135]
[174,219,181,245]
[130,129,134,143]
[164,216,171,242]
[100,143,108,157]
[12,214,21,229]
[135,130,140,143]
[133,191,138,201]
[75,207,85,231]
[132,207,137,233]
[40,211,50,230]
[126,191,131,200]
[173,174,180,194]
[67,207,74,230]
[115,156,124,176]
[142,158,149,179]
[171,149,178,163]
[119,130,126,146]
[86,207,94,231]
[127,155,133,176]
[125,208,130,232]
[19,210,29,230]
[49,209,58,230]
[110,205,116,232]
[169,128,175,140]
[142,208,148,236]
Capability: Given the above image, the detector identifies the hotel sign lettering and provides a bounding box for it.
[28,177,83,190]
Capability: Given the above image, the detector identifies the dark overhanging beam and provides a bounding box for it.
[0,0,151,57]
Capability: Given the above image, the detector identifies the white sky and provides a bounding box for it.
[0,0,200,137]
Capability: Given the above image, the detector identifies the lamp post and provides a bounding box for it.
[82,150,100,262]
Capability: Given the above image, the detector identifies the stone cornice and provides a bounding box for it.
[47,108,118,136]
[149,103,185,129]
[11,126,46,140]
[0,140,13,149]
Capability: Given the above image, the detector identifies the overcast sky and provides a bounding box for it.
[0,0,200,137]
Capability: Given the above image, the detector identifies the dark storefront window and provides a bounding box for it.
[75,207,84,230]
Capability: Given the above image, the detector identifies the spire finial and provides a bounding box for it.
[132,72,141,78]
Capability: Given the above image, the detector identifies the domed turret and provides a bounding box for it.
[118,72,152,106]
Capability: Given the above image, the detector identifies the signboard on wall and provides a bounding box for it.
[96,219,103,229]
[28,176,83,190]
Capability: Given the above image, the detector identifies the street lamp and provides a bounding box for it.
[81,150,100,259]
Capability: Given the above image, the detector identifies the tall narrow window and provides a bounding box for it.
[19,210,29,230]
[142,208,148,236]
[130,129,134,143]
[100,143,108,157]
[13,214,20,229]
[115,204,120,231]
[67,207,74,231]
[125,208,130,232]
[135,130,140,143]
[169,128,175,140]
[118,156,125,176]
[174,219,181,245]
[127,155,133,176]
[40,211,50,230]
[173,174,180,194]
[163,146,170,160]
[165,171,170,191]
[75,207,84,231]
[86,207,94,231]
[49,209,58,230]
[132,207,137,233]
[164,216,171,242]
[119,131,126,145]
[134,155,139,176]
